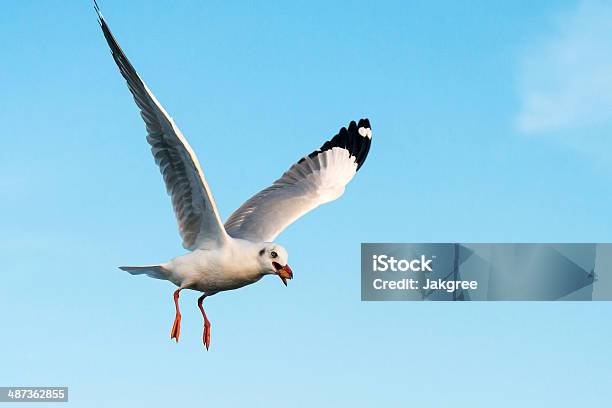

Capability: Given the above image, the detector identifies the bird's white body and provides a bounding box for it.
[164,239,267,294]
[124,237,291,295]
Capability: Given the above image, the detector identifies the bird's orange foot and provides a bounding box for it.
[203,320,211,350]
[171,289,182,342]
[170,313,181,342]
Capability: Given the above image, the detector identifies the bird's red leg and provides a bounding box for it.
[170,289,182,342]
[197,294,211,350]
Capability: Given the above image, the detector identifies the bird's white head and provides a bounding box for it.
[257,243,293,286]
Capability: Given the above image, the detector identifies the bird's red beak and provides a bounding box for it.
[273,262,293,286]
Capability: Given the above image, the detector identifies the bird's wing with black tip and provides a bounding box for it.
[95,3,229,250]
[225,119,372,242]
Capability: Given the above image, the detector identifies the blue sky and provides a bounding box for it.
[1,0,612,406]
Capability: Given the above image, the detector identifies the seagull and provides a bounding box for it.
[95,3,372,349]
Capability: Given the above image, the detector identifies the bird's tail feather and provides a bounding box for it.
[119,265,168,280]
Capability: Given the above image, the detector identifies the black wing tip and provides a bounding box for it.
[93,0,103,21]
[94,2,117,40]
[357,118,371,129]
[299,118,373,170]
[349,118,372,171]
[94,1,110,34]
[346,118,371,131]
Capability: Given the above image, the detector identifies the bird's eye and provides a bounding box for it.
[271,251,278,258]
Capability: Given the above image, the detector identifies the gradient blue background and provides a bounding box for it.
[1,0,611,406]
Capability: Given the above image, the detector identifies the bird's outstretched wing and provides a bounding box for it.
[225,119,372,242]
[96,4,228,250]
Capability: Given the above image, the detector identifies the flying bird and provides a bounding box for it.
[95,3,372,349]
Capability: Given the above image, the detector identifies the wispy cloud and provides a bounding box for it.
[516,0,612,135]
